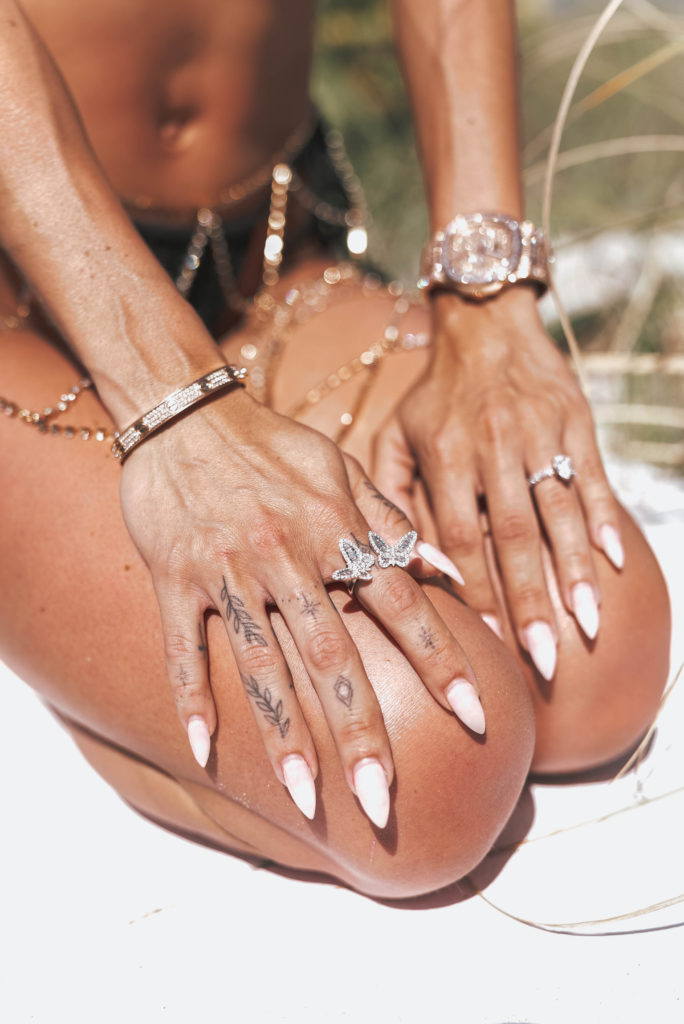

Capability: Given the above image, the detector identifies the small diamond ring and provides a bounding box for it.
[527,454,576,489]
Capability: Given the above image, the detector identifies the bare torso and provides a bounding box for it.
[24,0,317,216]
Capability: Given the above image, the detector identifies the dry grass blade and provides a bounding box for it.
[541,0,628,391]
[525,35,684,163]
[527,134,684,185]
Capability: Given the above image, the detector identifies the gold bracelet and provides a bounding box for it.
[111,364,247,463]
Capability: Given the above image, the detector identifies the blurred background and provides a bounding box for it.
[312,0,684,472]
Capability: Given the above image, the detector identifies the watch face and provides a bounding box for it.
[441,214,522,287]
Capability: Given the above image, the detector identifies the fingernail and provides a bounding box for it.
[282,755,317,820]
[598,524,624,571]
[481,613,504,640]
[187,716,211,768]
[522,621,557,681]
[445,678,486,734]
[571,582,600,641]
[353,758,390,829]
[416,540,465,585]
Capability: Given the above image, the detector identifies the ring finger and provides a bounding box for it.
[527,451,600,641]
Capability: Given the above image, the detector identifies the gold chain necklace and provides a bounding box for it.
[0,125,426,446]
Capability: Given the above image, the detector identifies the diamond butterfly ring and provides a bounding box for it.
[332,530,418,593]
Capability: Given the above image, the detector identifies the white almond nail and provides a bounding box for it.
[598,524,625,571]
[353,758,390,829]
[522,621,557,681]
[481,613,504,640]
[187,716,211,768]
[282,755,316,820]
[415,540,465,585]
[571,582,600,641]
[445,678,486,734]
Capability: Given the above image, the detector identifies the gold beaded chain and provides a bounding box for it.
[0,123,426,447]
[0,378,114,442]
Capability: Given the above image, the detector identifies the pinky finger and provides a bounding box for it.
[156,590,217,768]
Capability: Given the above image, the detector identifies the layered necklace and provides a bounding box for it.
[0,120,428,447]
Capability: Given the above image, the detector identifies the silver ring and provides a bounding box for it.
[368,530,418,568]
[527,454,576,489]
[332,536,375,587]
[332,530,418,592]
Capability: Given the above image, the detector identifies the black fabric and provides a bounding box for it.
[132,120,350,335]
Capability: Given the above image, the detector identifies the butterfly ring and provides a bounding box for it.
[331,536,376,593]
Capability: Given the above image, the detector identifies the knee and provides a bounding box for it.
[531,510,671,774]
[332,597,535,900]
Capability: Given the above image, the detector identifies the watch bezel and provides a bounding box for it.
[440,213,522,295]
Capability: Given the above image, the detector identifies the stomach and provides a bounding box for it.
[23,0,318,215]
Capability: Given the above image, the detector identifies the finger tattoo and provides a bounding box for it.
[350,532,372,556]
[197,618,208,659]
[334,674,354,709]
[241,673,291,738]
[220,578,268,646]
[362,480,408,523]
[299,592,322,619]
[419,625,437,651]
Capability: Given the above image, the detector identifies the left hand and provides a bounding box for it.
[372,288,624,680]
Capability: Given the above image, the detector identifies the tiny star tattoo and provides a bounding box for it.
[419,625,437,651]
[299,592,322,619]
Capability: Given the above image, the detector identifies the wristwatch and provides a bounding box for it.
[418,212,551,300]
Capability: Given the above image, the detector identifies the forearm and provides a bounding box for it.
[0,0,221,426]
[391,0,544,339]
[391,0,523,227]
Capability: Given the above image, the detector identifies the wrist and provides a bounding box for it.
[430,285,544,341]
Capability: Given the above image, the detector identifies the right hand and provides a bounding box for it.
[119,387,485,828]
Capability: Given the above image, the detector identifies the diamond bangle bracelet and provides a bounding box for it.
[111,364,247,463]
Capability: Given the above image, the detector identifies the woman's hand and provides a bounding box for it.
[374,289,624,681]
[119,388,485,828]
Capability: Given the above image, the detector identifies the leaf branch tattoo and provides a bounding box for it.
[220,578,267,646]
[241,673,290,738]
[363,480,407,522]
[350,532,372,556]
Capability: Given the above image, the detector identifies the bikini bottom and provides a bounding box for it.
[132,120,350,337]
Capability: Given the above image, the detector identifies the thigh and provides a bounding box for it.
[0,323,534,899]
[236,258,671,774]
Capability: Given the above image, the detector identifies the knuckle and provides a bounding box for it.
[239,643,281,678]
[511,581,547,613]
[164,632,197,662]
[496,511,536,547]
[249,516,288,553]
[378,571,421,618]
[541,484,573,515]
[307,628,350,673]
[440,519,481,556]
[173,679,205,709]
[337,711,383,751]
